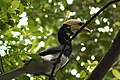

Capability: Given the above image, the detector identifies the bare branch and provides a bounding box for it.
[71,0,120,41]
[87,30,120,80]
[49,0,120,79]
[0,55,4,73]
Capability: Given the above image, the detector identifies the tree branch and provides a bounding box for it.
[0,55,4,73]
[87,30,120,80]
[71,0,120,40]
[49,0,120,79]
[0,66,25,80]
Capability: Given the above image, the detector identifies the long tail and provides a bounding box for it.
[0,66,26,80]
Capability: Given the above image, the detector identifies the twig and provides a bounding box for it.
[73,57,89,76]
[0,55,4,74]
[87,30,120,80]
[49,42,69,80]
[70,0,120,41]
[49,0,120,79]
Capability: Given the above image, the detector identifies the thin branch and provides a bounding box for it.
[73,57,89,76]
[49,0,120,79]
[70,0,120,41]
[87,30,120,80]
[0,55,4,73]
[49,42,69,80]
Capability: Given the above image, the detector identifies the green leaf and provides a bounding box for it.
[11,0,20,9]
[16,75,30,80]
[80,70,86,78]
[0,0,10,13]
[112,69,120,79]
[0,20,7,31]
[11,13,20,22]
[115,21,120,27]
[19,3,24,14]
[3,0,12,3]
[96,0,100,3]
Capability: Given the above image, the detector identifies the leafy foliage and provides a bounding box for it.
[0,0,120,80]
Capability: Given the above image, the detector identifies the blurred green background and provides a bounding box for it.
[0,0,120,80]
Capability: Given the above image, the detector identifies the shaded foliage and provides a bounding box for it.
[0,0,120,80]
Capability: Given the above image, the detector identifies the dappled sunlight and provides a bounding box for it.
[35,18,40,22]
[94,38,98,43]
[0,41,3,44]
[25,39,31,45]
[34,41,45,53]
[76,73,80,78]
[91,55,95,60]
[38,27,43,33]
[98,26,113,33]
[59,2,65,11]
[112,4,116,8]
[90,7,100,15]
[95,19,100,25]
[66,0,73,5]
[11,31,21,37]
[76,56,80,61]
[0,0,120,79]
[0,46,7,56]
[81,47,86,52]
[71,69,77,75]
[48,0,52,3]
[81,62,85,66]
[17,12,28,28]
[103,18,108,23]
